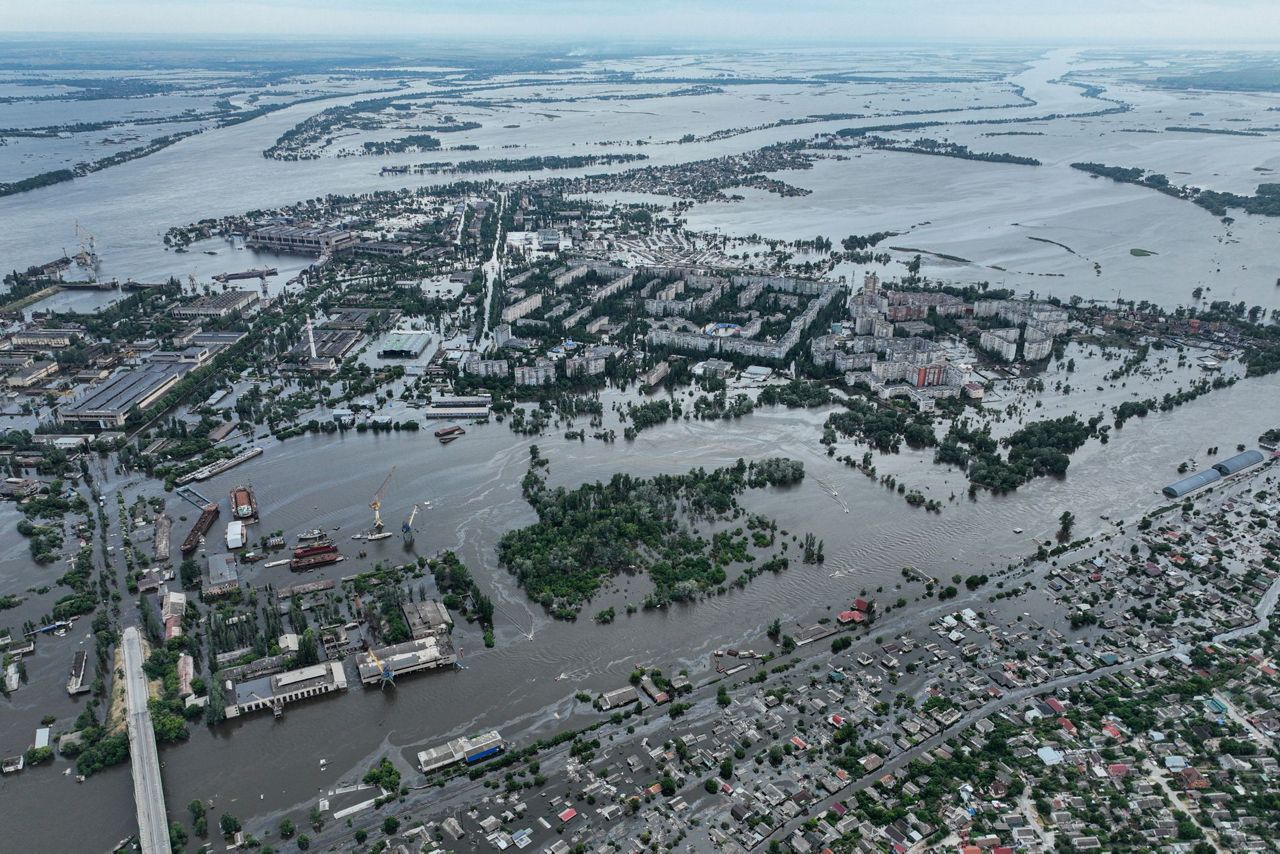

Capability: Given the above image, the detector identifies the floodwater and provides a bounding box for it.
[2,45,1280,849]
[3,48,1276,313]
[3,363,1278,850]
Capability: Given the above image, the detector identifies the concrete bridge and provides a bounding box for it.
[122,626,169,854]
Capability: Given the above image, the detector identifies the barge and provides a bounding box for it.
[290,551,343,572]
[230,485,259,522]
[180,503,220,556]
[434,425,465,439]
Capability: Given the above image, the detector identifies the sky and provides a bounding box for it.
[7,0,1280,44]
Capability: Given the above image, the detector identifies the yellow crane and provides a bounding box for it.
[366,644,395,688]
[370,466,396,532]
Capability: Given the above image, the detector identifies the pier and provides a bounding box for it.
[122,627,169,854]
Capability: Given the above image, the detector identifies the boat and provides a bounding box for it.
[1012,527,1024,534]
[290,551,343,572]
[230,485,259,522]
[352,531,394,542]
[297,529,327,541]
[439,434,461,445]
[180,503,220,556]
[434,425,465,439]
[241,551,265,563]
[293,542,337,559]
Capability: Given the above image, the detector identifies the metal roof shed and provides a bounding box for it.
[1212,449,1265,476]
[1162,469,1221,498]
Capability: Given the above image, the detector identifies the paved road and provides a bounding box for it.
[122,627,170,854]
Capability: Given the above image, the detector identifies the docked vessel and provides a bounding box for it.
[230,485,259,522]
[290,551,342,571]
[180,503,220,556]
[297,528,327,541]
[293,542,337,559]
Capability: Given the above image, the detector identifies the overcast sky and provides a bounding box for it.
[8,0,1280,44]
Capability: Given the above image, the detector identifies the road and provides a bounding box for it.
[478,190,507,344]
[122,626,170,854]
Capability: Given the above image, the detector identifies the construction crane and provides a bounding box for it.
[402,503,420,548]
[370,467,396,532]
[366,645,395,689]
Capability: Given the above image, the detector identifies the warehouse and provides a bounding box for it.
[356,636,456,685]
[223,661,348,719]
[1212,449,1265,476]
[1162,469,1222,498]
[56,364,189,429]
[377,331,431,359]
[171,290,259,320]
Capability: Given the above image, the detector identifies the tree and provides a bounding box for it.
[179,558,201,590]
[219,812,241,837]
[382,815,401,835]
[295,628,319,667]
[716,685,730,707]
[1057,511,1075,543]
[278,818,295,839]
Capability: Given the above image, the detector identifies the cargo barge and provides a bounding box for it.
[230,485,259,522]
[290,551,343,572]
[433,425,465,439]
[293,542,337,559]
[180,503,220,556]
[175,446,263,485]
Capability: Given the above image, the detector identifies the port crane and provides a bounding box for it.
[402,503,420,548]
[370,467,396,532]
[367,645,395,689]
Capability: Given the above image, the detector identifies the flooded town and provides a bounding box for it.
[1,6,1280,854]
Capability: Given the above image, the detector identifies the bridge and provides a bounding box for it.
[121,627,170,854]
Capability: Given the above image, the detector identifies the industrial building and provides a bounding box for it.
[417,730,505,773]
[377,331,432,359]
[356,635,456,685]
[1162,449,1267,497]
[56,364,189,429]
[1162,469,1222,498]
[433,394,493,408]
[1213,450,1265,475]
[9,329,80,349]
[223,661,348,719]
[402,600,453,638]
[247,224,355,255]
[423,405,490,419]
[171,290,260,320]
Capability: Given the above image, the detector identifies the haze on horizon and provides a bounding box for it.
[7,0,1280,46]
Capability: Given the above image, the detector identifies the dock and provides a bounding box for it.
[175,446,263,485]
[152,514,171,563]
[213,267,277,282]
[67,650,91,695]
